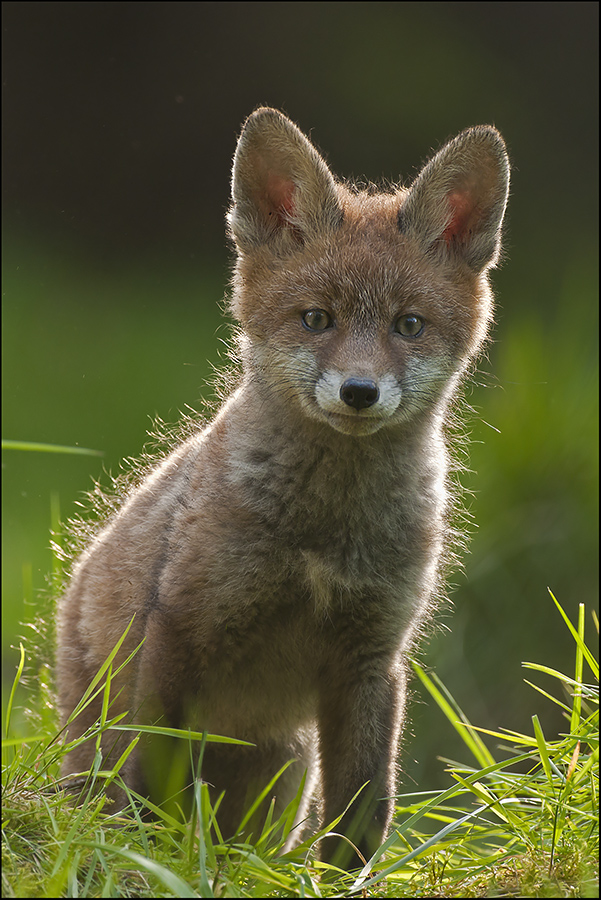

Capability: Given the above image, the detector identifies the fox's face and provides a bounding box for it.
[238,203,486,437]
[228,110,509,436]
[303,296,453,436]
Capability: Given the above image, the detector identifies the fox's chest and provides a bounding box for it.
[233,439,445,579]
[187,589,321,737]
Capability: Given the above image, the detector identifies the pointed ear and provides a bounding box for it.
[228,108,342,254]
[399,126,510,273]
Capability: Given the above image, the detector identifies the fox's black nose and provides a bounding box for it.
[340,378,380,411]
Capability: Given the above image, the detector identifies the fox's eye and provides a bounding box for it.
[395,314,424,337]
[302,309,333,331]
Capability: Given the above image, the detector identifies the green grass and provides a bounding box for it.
[2,593,597,898]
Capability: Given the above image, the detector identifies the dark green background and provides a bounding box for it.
[2,1,598,789]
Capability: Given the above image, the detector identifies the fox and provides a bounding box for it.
[57,107,509,867]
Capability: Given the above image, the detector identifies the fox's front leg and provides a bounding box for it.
[317,654,406,869]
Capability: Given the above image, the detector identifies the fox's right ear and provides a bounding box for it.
[228,108,342,254]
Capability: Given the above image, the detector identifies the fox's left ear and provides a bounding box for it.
[399,126,510,273]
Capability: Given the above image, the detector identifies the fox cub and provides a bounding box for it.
[57,108,509,866]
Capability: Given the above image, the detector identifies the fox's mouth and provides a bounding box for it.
[322,409,391,436]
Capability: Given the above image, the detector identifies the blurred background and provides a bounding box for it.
[2,1,598,790]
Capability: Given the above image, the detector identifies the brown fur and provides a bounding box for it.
[57,108,509,867]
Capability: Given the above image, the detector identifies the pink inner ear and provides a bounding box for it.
[265,172,296,221]
[442,190,477,244]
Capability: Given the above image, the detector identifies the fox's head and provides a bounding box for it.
[228,109,509,437]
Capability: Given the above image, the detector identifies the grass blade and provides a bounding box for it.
[2,439,104,456]
[411,660,495,768]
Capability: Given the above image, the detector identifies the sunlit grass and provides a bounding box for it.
[2,593,597,897]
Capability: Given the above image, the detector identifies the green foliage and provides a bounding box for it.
[3,595,597,897]
[1,240,226,658]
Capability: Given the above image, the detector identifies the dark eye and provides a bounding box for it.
[302,309,333,331]
[395,314,424,337]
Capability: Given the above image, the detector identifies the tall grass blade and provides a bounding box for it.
[86,844,199,897]
[411,660,495,768]
[4,643,25,740]
[2,439,103,456]
[571,603,585,733]
[548,589,598,679]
